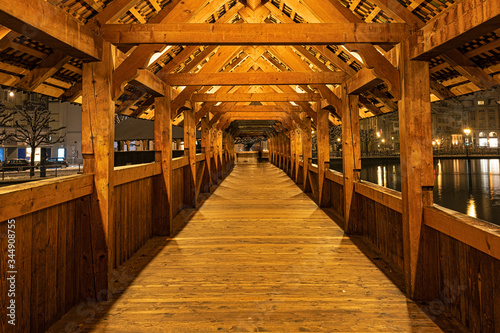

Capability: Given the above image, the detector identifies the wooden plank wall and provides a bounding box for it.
[430,229,500,333]
[324,178,344,221]
[172,166,186,219]
[354,192,404,271]
[0,195,93,333]
[114,177,154,267]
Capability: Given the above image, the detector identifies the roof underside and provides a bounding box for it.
[0,0,499,136]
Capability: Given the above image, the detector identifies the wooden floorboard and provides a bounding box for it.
[49,163,460,332]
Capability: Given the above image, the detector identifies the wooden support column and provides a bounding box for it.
[82,41,115,297]
[269,135,274,164]
[290,129,296,179]
[210,127,219,182]
[154,92,173,236]
[294,125,303,184]
[342,86,361,234]
[399,40,437,300]
[201,116,212,191]
[302,117,312,193]
[184,106,197,208]
[317,107,330,207]
[217,129,223,177]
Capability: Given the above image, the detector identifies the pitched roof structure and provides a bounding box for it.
[0,0,499,135]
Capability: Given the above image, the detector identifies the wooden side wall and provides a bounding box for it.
[354,191,404,270]
[0,176,94,333]
[114,177,155,267]
[271,141,500,333]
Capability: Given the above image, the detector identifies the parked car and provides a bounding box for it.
[1,159,31,171]
[37,157,69,169]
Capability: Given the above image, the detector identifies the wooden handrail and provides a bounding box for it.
[195,154,205,162]
[0,174,94,221]
[114,162,161,186]
[172,156,189,170]
[424,205,500,260]
[354,181,403,213]
[309,164,319,173]
[325,169,344,185]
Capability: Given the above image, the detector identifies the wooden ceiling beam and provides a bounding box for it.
[0,0,102,61]
[210,105,301,112]
[112,0,232,101]
[101,23,412,46]
[429,79,456,100]
[159,72,347,86]
[440,49,499,89]
[346,68,383,95]
[410,0,500,60]
[16,50,71,91]
[191,92,321,102]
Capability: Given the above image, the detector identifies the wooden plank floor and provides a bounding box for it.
[50,163,453,332]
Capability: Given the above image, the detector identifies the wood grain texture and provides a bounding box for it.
[0,196,92,333]
[48,164,448,332]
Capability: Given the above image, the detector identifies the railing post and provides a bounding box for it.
[153,92,173,236]
[399,39,437,300]
[302,117,312,193]
[317,106,330,207]
[201,116,212,191]
[183,105,197,208]
[341,87,361,234]
[81,41,115,299]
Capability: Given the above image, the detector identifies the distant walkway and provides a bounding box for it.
[50,163,449,332]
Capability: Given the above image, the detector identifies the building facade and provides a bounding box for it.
[0,87,83,164]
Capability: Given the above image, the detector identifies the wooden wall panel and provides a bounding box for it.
[326,179,344,220]
[172,166,185,218]
[353,193,404,271]
[0,196,92,333]
[114,177,154,267]
[430,228,500,333]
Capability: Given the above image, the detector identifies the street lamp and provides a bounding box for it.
[464,128,471,158]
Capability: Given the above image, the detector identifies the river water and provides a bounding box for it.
[330,158,500,226]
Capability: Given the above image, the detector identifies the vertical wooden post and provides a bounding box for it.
[183,107,197,208]
[399,40,436,300]
[210,127,219,183]
[82,41,115,297]
[217,129,223,177]
[294,125,302,184]
[302,117,312,193]
[317,107,330,207]
[290,129,296,179]
[201,116,212,191]
[341,86,361,234]
[154,92,173,236]
[268,134,276,165]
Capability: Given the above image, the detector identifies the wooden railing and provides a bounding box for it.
[0,175,94,332]
[272,158,500,333]
[353,181,404,270]
[113,163,161,266]
[0,149,236,332]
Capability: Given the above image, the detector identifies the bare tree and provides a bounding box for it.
[0,102,14,145]
[12,101,65,177]
[360,128,375,154]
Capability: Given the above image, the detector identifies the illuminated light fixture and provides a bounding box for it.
[9,91,14,97]
[215,102,222,106]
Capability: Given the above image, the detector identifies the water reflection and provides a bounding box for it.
[356,158,500,225]
[467,196,477,218]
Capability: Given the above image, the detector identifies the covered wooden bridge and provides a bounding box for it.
[0,0,499,332]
